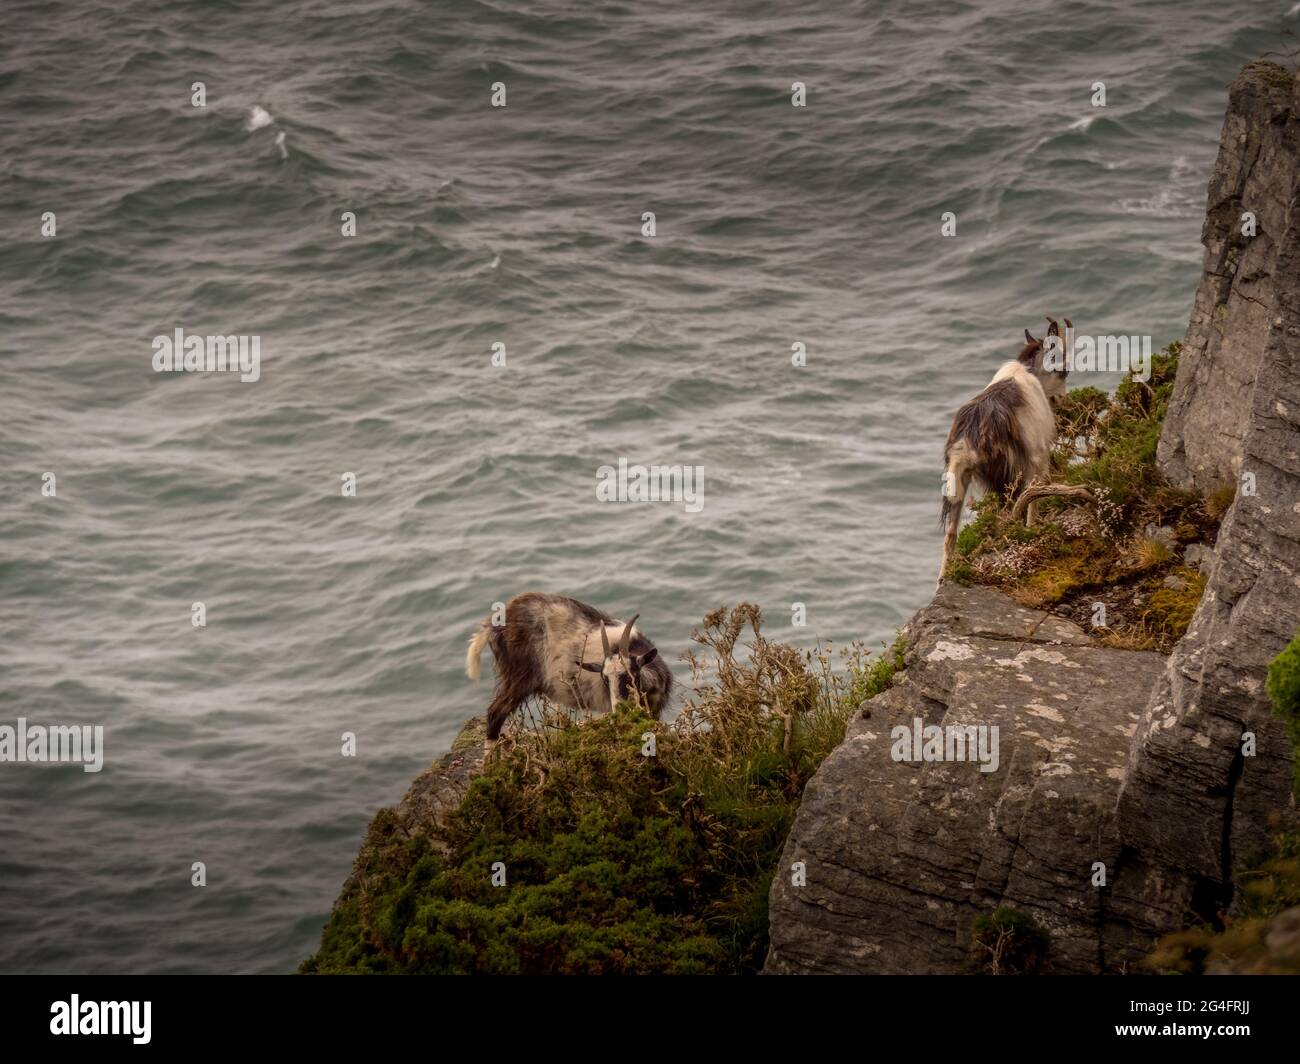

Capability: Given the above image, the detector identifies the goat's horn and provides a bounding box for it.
[621,614,639,659]
[600,624,611,658]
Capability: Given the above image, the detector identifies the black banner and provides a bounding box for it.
[0,974,1287,1050]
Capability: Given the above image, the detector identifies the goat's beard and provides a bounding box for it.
[611,680,645,710]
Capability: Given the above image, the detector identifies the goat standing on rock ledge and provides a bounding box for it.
[939,318,1072,584]
[465,592,673,740]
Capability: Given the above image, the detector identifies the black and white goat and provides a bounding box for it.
[939,318,1072,583]
[465,592,673,740]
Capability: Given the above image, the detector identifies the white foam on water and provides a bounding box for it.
[245,105,273,131]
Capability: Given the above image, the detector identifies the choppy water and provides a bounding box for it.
[0,0,1289,973]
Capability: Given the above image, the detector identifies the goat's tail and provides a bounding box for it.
[465,625,490,681]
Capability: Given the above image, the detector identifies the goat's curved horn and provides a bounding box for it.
[600,624,611,659]
[621,614,639,660]
[1045,316,1060,335]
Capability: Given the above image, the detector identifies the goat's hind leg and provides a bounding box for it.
[939,472,969,588]
[485,686,522,742]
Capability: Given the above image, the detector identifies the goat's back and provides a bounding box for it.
[945,362,1054,497]
[492,592,636,712]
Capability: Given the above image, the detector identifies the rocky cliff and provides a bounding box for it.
[1115,56,1300,936]
[1159,60,1297,492]
[764,58,1299,974]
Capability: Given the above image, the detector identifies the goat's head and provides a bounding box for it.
[578,614,661,710]
[1018,316,1072,400]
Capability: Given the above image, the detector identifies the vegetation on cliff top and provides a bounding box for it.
[302,607,905,974]
[947,342,1228,652]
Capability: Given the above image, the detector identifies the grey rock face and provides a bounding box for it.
[765,584,1165,974]
[1114,64,1300,929]
[1158,61,1297,492]
[387,716,489,852]
[1182,542,1213,573]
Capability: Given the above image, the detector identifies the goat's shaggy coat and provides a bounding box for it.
[939,322,1070,581]
[465,592,673,740]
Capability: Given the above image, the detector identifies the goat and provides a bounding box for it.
[465,592,673,740]
[939,317,1072,584]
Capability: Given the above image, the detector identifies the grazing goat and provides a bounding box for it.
[939,317,1072,583]
[465,592,673,740]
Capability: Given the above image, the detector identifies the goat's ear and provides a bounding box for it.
[578,661,604,673]
[1019,333,1040,364]
[636,648,658,667]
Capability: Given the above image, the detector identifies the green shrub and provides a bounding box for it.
[847,632,907,707]
[303,606,906,975]
[1065,343,1179,508]
[1267,629,1300,798]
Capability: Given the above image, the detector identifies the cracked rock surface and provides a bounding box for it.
[765,584,1164,974]
[1159,60,1297,492]
[1116,60,1300,939]
[386,716,489,854]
